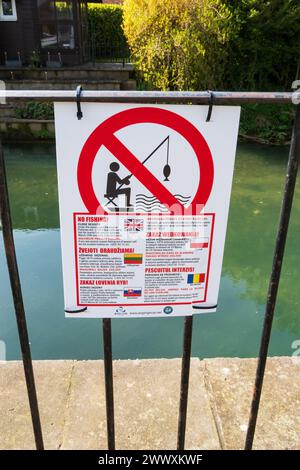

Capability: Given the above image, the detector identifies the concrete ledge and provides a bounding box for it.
[0,357,299,450]
[203,357,300,450]
[0,120,55,141]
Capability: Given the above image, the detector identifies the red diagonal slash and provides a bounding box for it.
[104,134,184,211]
[77,107,214,214]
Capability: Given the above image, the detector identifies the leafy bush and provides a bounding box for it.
[123,0,231,90]
[239,103,294,145]
[15,102,54,120]
[123,0,299,143]
[88,3,128,51]
[123,0,300,92]
[223,0,300,91]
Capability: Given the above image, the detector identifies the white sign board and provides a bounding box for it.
[54,103,240,318]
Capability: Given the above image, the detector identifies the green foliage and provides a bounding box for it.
[29,51,41,69]
[55,2,73,18]
[88,3,128,49]
[222,0,300,91]
[123,0,299,143]
[123,0,231,91]
[15,102,54,120]
[123,0,300,92]
[239,104,294,145]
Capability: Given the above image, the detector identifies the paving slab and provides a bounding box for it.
[0,360,74,450]
[1,357,299,450]
[203,357,300,450]
[61,358,220,450]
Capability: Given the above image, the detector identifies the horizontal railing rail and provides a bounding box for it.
[0,90,295,103]
[90,41,131,65]
[0,90,299,451]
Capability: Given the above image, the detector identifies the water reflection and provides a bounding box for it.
[4,143,59,229]
[224,143,300,339]
[0,142,299,360]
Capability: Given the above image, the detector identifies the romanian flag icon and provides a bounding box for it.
[187,273,205,284]
[124,253,143,265]
[124,288,142,297]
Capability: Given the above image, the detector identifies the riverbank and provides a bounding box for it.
[1,357,299,450]
[0,100,294,145]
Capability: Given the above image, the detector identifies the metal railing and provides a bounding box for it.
[0,90,299,451]
[90,39,131,66]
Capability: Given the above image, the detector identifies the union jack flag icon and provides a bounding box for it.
[124,218,144,232]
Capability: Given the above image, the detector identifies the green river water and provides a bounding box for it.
[0,142,299,360]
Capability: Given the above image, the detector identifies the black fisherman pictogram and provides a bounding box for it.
[104,135,191,212]
[105,162,132,208]
[104,136,178,211]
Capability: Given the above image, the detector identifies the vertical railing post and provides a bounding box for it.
[0,139,44,450]
[102,318,115,450]
[177,315,193,450]
[245,104,300,450]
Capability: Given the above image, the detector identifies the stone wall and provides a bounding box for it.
[0,64,136,141]
[0,120,55,142]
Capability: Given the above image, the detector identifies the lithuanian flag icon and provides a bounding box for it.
[124,253,143,265]
[187,273,205,284]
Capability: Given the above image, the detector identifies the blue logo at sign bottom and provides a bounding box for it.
[163,306,173,315]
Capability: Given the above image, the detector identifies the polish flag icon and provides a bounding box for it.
[190,238,209,249]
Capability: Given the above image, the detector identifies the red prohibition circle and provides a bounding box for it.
[77,107,214,214]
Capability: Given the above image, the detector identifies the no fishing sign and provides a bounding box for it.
[54,102,240,318]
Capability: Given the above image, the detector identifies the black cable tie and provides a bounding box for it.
[76,85,83,120]
[65,306,87,314]
[206,91,214,122]
[192,304,217,310]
